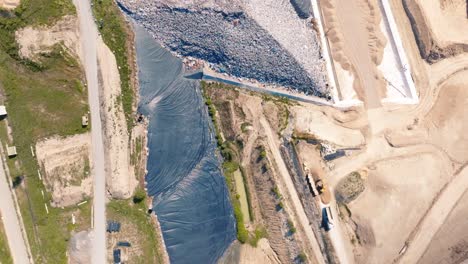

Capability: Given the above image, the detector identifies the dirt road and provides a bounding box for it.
[397,164,468,263]
[0,155,31,264]
[73,0,107,263]
[260,117,327,264]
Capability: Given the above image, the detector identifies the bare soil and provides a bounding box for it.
[97,37,138,199]
[292,105,365,147]
[423,70,468,163]
[418,190,468,264]
[402,0,468,63]
[346,153,452,263]
[35,133,93,207]
[15,15,81,61]
[0,0,19,10]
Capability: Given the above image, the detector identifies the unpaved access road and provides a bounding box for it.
[397,164,468,264]
[0,155,31,264]
[260,117,327,264]
[73,0,107,263]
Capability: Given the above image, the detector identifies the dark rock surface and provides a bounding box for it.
[119,0,329,97]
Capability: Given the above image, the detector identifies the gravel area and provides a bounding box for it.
[119,0,329,97]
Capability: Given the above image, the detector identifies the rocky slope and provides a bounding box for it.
[118,0,329,97]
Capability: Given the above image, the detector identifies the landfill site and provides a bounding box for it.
[0,0,466,263]
[121,0,468,263]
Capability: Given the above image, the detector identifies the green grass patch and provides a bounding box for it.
[0,1,91,262]
[287,219,297,234]
[248,226,267,247]
[91,0,134,129]
[107,199,165,263]
[0,221,13,264]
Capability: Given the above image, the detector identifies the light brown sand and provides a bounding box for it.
[0,0,19,9]
[321,0,387,108]
[416,0,468,46]
[36,134,93,207]
[15,16,82,61]
[97,37,138,199]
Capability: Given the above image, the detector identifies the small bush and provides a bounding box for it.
[223,162,239,174]
[240,122,251,133]
[133,188,146,204]
[276,202,284,211]
[233,203,248,243]
[249,226,267,247]
[287,219,296,234]
[271,186,282,199]
[298,252,307,263]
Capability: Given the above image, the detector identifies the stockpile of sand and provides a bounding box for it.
[321,0,387,107]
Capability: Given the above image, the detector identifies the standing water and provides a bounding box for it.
[134,25,236,264]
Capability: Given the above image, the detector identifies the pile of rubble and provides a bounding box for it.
[119,0,329,97]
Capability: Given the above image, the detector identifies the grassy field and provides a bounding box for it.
[0,220,13,264]
[0,1,91,263]
[91,0,134,129]
[107,198,165,263]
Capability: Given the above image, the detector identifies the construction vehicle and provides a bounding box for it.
[322,206,334,231]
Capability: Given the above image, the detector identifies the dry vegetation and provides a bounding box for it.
[203,82,309,263]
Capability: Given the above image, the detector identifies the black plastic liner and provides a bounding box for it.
[290,0,312,19]
[135,25,235,264]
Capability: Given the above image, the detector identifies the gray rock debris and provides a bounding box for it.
[119,0,329,97]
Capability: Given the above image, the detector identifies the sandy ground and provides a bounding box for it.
[321,0,386,108]
[416,0,467,46]
[219,239,281,264]
[96,38,138,199]
[36,134,93,207]
[423,70,468,163]
[418,189,468,264]
[15,16,82,62]
[292,104,365,147]
[347,153,452,263]
[0,0,19,9]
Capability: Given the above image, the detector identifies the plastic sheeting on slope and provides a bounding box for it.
[135,25,236,264]
[290,0,312,19]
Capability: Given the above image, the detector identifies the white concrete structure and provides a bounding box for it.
[379,0,419,104]
[0,106,7,117]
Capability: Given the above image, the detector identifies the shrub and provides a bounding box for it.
[276,202,284,211]
[223,162,239,174]
[287,219,296,234]
[133,188,146,204]
[233,203,248,243]
[249,226,268,247]
[298,252,307,263]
